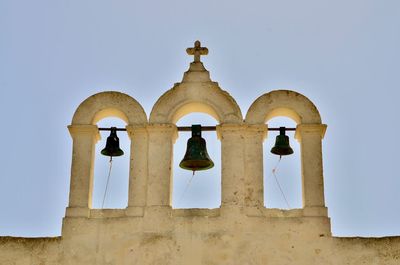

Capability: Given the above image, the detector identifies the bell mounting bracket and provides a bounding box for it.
[98,126,296,132]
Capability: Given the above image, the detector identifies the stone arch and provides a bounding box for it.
[66,91,148,216]
[245,90,321,125]
[149,83,243,124]
[244,89,327,216]
[72,91,147,125]
[147,82,243,208]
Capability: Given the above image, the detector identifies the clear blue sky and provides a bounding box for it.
[1,0,399,237]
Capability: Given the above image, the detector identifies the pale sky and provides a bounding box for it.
[1,0,400,237]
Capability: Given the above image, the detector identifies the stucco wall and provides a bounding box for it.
[0,237,61,265]
[1,210,399,265]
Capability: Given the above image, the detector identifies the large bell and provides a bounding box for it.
[179,125,214,172]
[271,127,294,156]
[101,127,124,157]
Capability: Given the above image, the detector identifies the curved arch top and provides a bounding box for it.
[149,83,243,124]
[72,91,147,125]
[245,90,322,124]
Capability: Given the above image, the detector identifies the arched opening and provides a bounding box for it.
[264,116,301,209]
[92,117,130,209]
[172,113,221,209]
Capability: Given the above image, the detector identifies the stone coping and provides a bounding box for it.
[66,206,328,219]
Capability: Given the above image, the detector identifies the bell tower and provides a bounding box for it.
[61,41,332,264]
[2,41,399,265]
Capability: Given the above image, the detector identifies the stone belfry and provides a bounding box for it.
[1,41,400,265]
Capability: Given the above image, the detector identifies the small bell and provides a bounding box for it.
[271,127,294,156]
[101,127,124,157]
[179,125,214,172]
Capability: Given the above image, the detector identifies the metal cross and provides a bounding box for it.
[186,40,208,62]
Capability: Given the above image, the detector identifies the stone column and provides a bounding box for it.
[243,125,267,208]
[217,124,246,207]
[66,124,100,217]
[295,124,328,216]
[126,125,148,216]
[146,124,178,207]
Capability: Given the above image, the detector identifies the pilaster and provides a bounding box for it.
[146,124,178,206]
[126,125,148,216]
[243,124,268,208]
[295,124,327,213]
[66,124,100,216]
[217,124,246,207]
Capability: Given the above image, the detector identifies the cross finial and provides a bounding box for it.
[186,40,208,62]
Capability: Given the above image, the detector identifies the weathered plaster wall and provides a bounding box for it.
[1,212,399,265]
[1,42,399,265]
[0,237,61,265]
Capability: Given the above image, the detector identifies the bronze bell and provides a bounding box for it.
[101,127,124,157]
[179,125,214,172]
[271,127,294,156]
